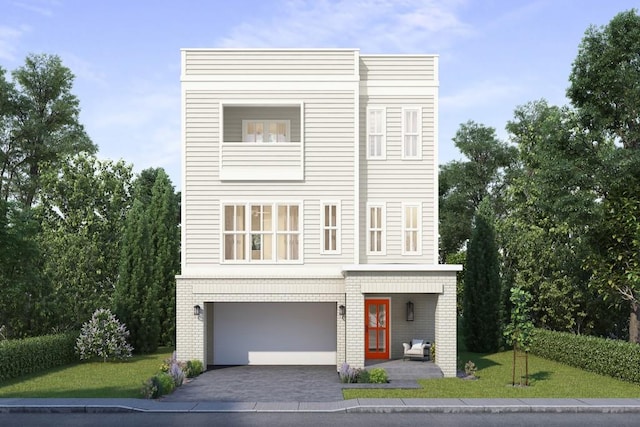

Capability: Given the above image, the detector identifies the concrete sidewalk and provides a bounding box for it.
[2,398,640,413]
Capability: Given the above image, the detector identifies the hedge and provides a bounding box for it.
[0,332,79,382]
[530,328,640,384]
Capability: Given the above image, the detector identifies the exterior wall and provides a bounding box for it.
[176,276,346,366]
[343,270,457,376]
[183,89,357,273]
[183,49,357,77]
[358,55,438,265]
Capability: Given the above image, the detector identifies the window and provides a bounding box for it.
[321,202,340,254]
[277,205,300,261]
[402,203,421,255]
[223,205,246,261]
[402,107,421,159]
[367,107,385,159]
[366,203,386,254]
[222,203,301,262]
[242,120,290,143]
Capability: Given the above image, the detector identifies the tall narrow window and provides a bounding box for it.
[367,203,385,254]
[250,205,272,260]
[277,204,300,260]
[402,203,421,255]
[223,205,246,260]
[402,107,421,159]
[321,202,340,254]
[367,107,385,159]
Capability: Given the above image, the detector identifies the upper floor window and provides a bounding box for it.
[402,107,421,159]
[366,203,386,254]
[222,202,301,262]
[321,202,341,254]
[242,120,290,143]
[367,107,386,159]
[402,203,421,255]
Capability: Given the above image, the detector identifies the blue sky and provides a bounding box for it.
[2,0,637,190]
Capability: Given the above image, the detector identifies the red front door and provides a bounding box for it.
[365,299,390,359]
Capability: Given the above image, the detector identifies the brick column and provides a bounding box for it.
[434,272,457,377]
[344,274,364,368]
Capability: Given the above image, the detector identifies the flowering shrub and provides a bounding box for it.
[339,362,360,383]
[75,308,133,362]
[142,354,205,398]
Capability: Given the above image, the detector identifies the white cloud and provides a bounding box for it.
[12,0,58,17]
[216,0,474,53]
[0,24,30,62]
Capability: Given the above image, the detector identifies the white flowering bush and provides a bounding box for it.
[75,308,133,362]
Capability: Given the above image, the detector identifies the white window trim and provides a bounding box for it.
[242,119,291,143]
[366,202,386,255]
[401,107,422,160]
[366,107,386,160]
[401,202,422,255]
[220,201,303,264]
[320,201,341,255]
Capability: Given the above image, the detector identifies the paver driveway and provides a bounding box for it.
[162,365,344,402]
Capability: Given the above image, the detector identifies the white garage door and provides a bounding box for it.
[213,302,337,365]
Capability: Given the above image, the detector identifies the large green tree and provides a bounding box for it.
[500,100,621,335]
[38,154,132,330]
[0,200,50,337]
[114,199,160,354]
[3,54,95,206]
[568,9,640,341]
[147,169,180,346]
[462,198,502,353]
[439,121,517,261]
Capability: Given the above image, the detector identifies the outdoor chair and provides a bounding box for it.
[402,339,430,361]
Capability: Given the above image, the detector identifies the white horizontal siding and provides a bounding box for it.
[359,56,437,82]
[184,50,356,76]
[183,89,356,270]
[359,95,437,264]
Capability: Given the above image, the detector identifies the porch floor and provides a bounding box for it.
[365,358,444,381]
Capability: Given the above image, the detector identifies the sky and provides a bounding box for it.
[1,0,638,191]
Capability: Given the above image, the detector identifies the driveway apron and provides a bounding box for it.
[162,366,344,402]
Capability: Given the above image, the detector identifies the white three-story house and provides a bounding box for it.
[176,48,461,377]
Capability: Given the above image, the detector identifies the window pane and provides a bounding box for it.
[324,205,330,227]
[224,235,235,260]
[263,234,272,259]
[324,229,331,251]
[236,206,245,231]
[278,206,287,231]
[235,235,245,259]
[289,205,299,231]
[251,206,261,231]
[224,206,235,231]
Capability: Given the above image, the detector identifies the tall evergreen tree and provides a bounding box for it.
[147,169,180,346]
[113,199,159,354]
[462,198,502,353]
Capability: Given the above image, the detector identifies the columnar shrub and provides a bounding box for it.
[76,308,133,362]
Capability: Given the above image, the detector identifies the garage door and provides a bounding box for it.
[213,302,337,365]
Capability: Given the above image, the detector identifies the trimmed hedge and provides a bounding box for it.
[530,328,640,384]
[0,332,79,382]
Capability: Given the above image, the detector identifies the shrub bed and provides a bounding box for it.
[530,328,640,384]
[0,332,79,381]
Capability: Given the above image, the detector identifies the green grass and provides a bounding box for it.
[0,348,173,398]
[343,350,640,399]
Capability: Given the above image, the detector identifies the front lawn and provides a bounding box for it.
[343,350,640,399]
[0,348,173,398]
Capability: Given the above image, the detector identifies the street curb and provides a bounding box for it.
[2,398,640,414]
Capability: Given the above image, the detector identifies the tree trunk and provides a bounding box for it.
[630,301,640,344]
